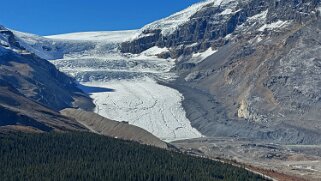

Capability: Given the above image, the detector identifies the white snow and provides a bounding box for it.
[46,30,137,42]
[186,43,199,48]
[220,8,233,15]
[248,10,268,22]
[81,78,202,141]
[258,20,290,32]
[12,30,139,60]
[188,47,217,64]
[129,46,171,61]
[140,46,169,57]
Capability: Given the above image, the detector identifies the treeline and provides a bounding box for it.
[0,132,269,181]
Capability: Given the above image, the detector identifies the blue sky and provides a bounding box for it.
[1,0,202,35]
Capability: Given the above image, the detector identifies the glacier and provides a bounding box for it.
[13,30,204,141]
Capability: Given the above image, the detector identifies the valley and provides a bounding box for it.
[2,0,321,180]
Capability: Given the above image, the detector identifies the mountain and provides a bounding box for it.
[121,0,320,59]
[3,1,321,179]
[11,0,321,145]
[0,26,94,132]
[119,0,321,145]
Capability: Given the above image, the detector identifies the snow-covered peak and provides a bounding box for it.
[132,0,240,39]
[258,20,291,32]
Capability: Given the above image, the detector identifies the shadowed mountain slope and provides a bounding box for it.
[0,26,93,132]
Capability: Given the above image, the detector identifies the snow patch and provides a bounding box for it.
[186,43,199,48]
[188,47,217,64]
[220,8,233,15]
[140,46,169,57]
[248,9,268,21]
[258,20,290,32]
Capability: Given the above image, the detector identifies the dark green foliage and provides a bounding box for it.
[0,132,268,181]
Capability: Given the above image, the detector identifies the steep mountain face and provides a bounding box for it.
[121,0,320,59]
[0,26,93,132]
[121,0,321,144]
[0,26,94,111]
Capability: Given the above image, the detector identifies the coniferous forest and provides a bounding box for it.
[0,132,269,181]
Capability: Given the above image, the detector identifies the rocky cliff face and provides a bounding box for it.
[121,0,320,60]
